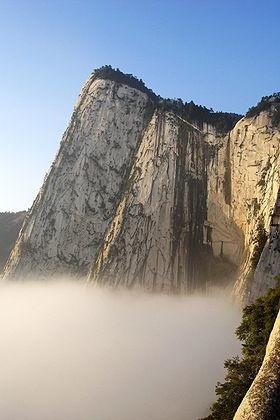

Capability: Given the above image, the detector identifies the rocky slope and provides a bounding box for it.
[3,67,280,302]
[0,211,26,273]
[91,111,208,292]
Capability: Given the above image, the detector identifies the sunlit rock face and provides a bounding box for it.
[0,211,26,272]
[206,112,280,303]
[4,69,280,300]
[4,77,153,278]
[234,310,280,420]
[231,114,280,302]
[91,112,208,292]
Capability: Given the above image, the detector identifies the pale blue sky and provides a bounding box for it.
[0,0,279,211]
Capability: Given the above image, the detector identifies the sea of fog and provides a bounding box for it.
[0,281,241,420]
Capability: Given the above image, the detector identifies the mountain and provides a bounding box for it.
[3,66,280,302]
[0,211,26,273]
[3,66,280,418]
[234,308,280,419]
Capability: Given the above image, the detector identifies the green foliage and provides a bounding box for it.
[251,223,268,270]
[201,276,280,420]
[246,93,280,126]
[183,101,241,133]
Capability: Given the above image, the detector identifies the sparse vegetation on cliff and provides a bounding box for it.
[251,223,268,270]
[92,65,158,101]
[201,276,280,420]
[92,65,242,133]
[246,93,280,126]
[183,101,241,133]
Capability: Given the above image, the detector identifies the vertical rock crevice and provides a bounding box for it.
[90,111,209,293]
[170,118,208,292]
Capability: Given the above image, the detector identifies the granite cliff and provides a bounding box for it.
[0,211,26,272]
[4,72,153,278]
[3,67,280,303]
[3,67,280,419]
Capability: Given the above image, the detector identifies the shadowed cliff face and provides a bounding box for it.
[3,70,280,301]
[91,111,209,292]
[205,112,280,303]
[0,212,26,272]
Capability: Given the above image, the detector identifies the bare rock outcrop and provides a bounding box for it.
[205,112,280,303]
[4,76,153,279]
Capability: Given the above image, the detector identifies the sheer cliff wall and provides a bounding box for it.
[206,112,280,302]
[4,78,154,278]
[4,73,280,301]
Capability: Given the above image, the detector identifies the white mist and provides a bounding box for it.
[0,281,240,420]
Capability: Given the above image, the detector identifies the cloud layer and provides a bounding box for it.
[0,281,240,420]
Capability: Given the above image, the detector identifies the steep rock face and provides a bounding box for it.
[205,112,280,302]
[4,77,153,278]
[231,113,280,302]
[91,111,208,292]
[234,309,280,420]
[206,129,244,267]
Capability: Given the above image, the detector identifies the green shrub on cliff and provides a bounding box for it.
[92,65,241,133]
[201,276,280,420]
[92,65,158,101]
[246,93,280,126]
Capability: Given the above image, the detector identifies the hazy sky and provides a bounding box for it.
[0,0,279,211]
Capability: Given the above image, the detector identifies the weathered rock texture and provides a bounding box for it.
[91,108,280,297]
[234,309,280,420]
[4,76,153,278]
[253,190,280,301]
[3,69,280,301]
